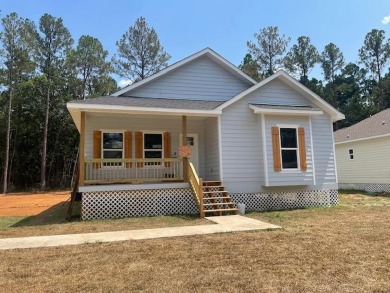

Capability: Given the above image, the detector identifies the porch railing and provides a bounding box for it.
[187,159,204,218]
[84,158,183,184]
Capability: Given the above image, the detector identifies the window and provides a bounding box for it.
[280,128,298,169]
[102,132,123,166]
[349,149,354,160]
[144,133,163,164]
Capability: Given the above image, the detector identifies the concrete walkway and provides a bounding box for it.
[0,215,281,250]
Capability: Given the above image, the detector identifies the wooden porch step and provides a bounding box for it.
[205,196,231,200]
[204,202,235,207]
[203,181,221,186]
[203,208,238,213]
[203,185,224,190]
[203,190,228,195]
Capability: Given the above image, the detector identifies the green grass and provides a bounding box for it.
[0,217,27,230]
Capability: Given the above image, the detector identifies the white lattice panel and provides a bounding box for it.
[82,188,338,220]
[339,183,390,193]
[230,190,338,212]
[82,188,198,220]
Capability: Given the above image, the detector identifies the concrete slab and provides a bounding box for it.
[0,215,281,250]
[206,215,281,230]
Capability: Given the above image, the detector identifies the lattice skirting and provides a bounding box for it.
[82,188,198,220]
[230,189,338,212]
[339,183,390,193]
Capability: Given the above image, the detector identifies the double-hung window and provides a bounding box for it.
[102,132,124,166]
[144,133,163,165]
[280,128,299,169]
[349,149,354,160]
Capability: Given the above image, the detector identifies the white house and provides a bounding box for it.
[67,48,344,220]
[334,109,390,192]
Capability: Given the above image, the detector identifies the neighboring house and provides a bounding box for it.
[334,109,390,192]
[67,48,344,220]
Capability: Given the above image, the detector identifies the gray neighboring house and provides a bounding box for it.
[67,48,344,220]
[335,109,390,192]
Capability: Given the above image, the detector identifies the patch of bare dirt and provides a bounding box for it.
[0,192,70,216]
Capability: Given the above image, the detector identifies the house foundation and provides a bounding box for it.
[81,186,197,220]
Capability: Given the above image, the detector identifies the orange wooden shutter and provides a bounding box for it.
[135,131,143,167]
[163,132,171,167]
[93,131,101,169]
[124,131,132,168]
[298,127,307,171]
[271,127,281,172]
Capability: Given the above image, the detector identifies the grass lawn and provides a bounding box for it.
[0,192,389,292]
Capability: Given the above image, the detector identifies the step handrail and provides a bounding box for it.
[187,160,204,218]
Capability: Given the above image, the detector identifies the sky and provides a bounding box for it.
[1,0,390,87]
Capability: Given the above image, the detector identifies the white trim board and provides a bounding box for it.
[249,105,323,116]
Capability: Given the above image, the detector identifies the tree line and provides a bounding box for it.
[240,26,390,129]
[0,13,169,193]
[1,13,389,193]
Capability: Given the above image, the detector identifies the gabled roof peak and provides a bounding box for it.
[112,47,257,97]
[217,70,345,122]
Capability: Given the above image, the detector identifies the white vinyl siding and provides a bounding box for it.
[336,136,390,184]
[221,97,264,193]
[247,79,317,107]
[123,56,251,101]
[204,117,220,181]
[311,114,337,186]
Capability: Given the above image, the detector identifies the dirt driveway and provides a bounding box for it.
[0,192,70,216]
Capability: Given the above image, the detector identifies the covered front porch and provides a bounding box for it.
[66,97,226,219]
[74,111,221,186]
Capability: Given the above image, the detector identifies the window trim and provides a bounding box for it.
[278,126,300,171]
[101,130,125,168]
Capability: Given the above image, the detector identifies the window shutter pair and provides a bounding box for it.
[93,131,132,169]
[271,127,307,172]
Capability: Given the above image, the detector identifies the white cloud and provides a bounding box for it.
[118,79,132,88]
[381,15,390,24]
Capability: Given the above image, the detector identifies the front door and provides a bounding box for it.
[180,133,199,172]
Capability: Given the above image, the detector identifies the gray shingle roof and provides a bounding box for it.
[334,109,390,143]
[68,96,224,110]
